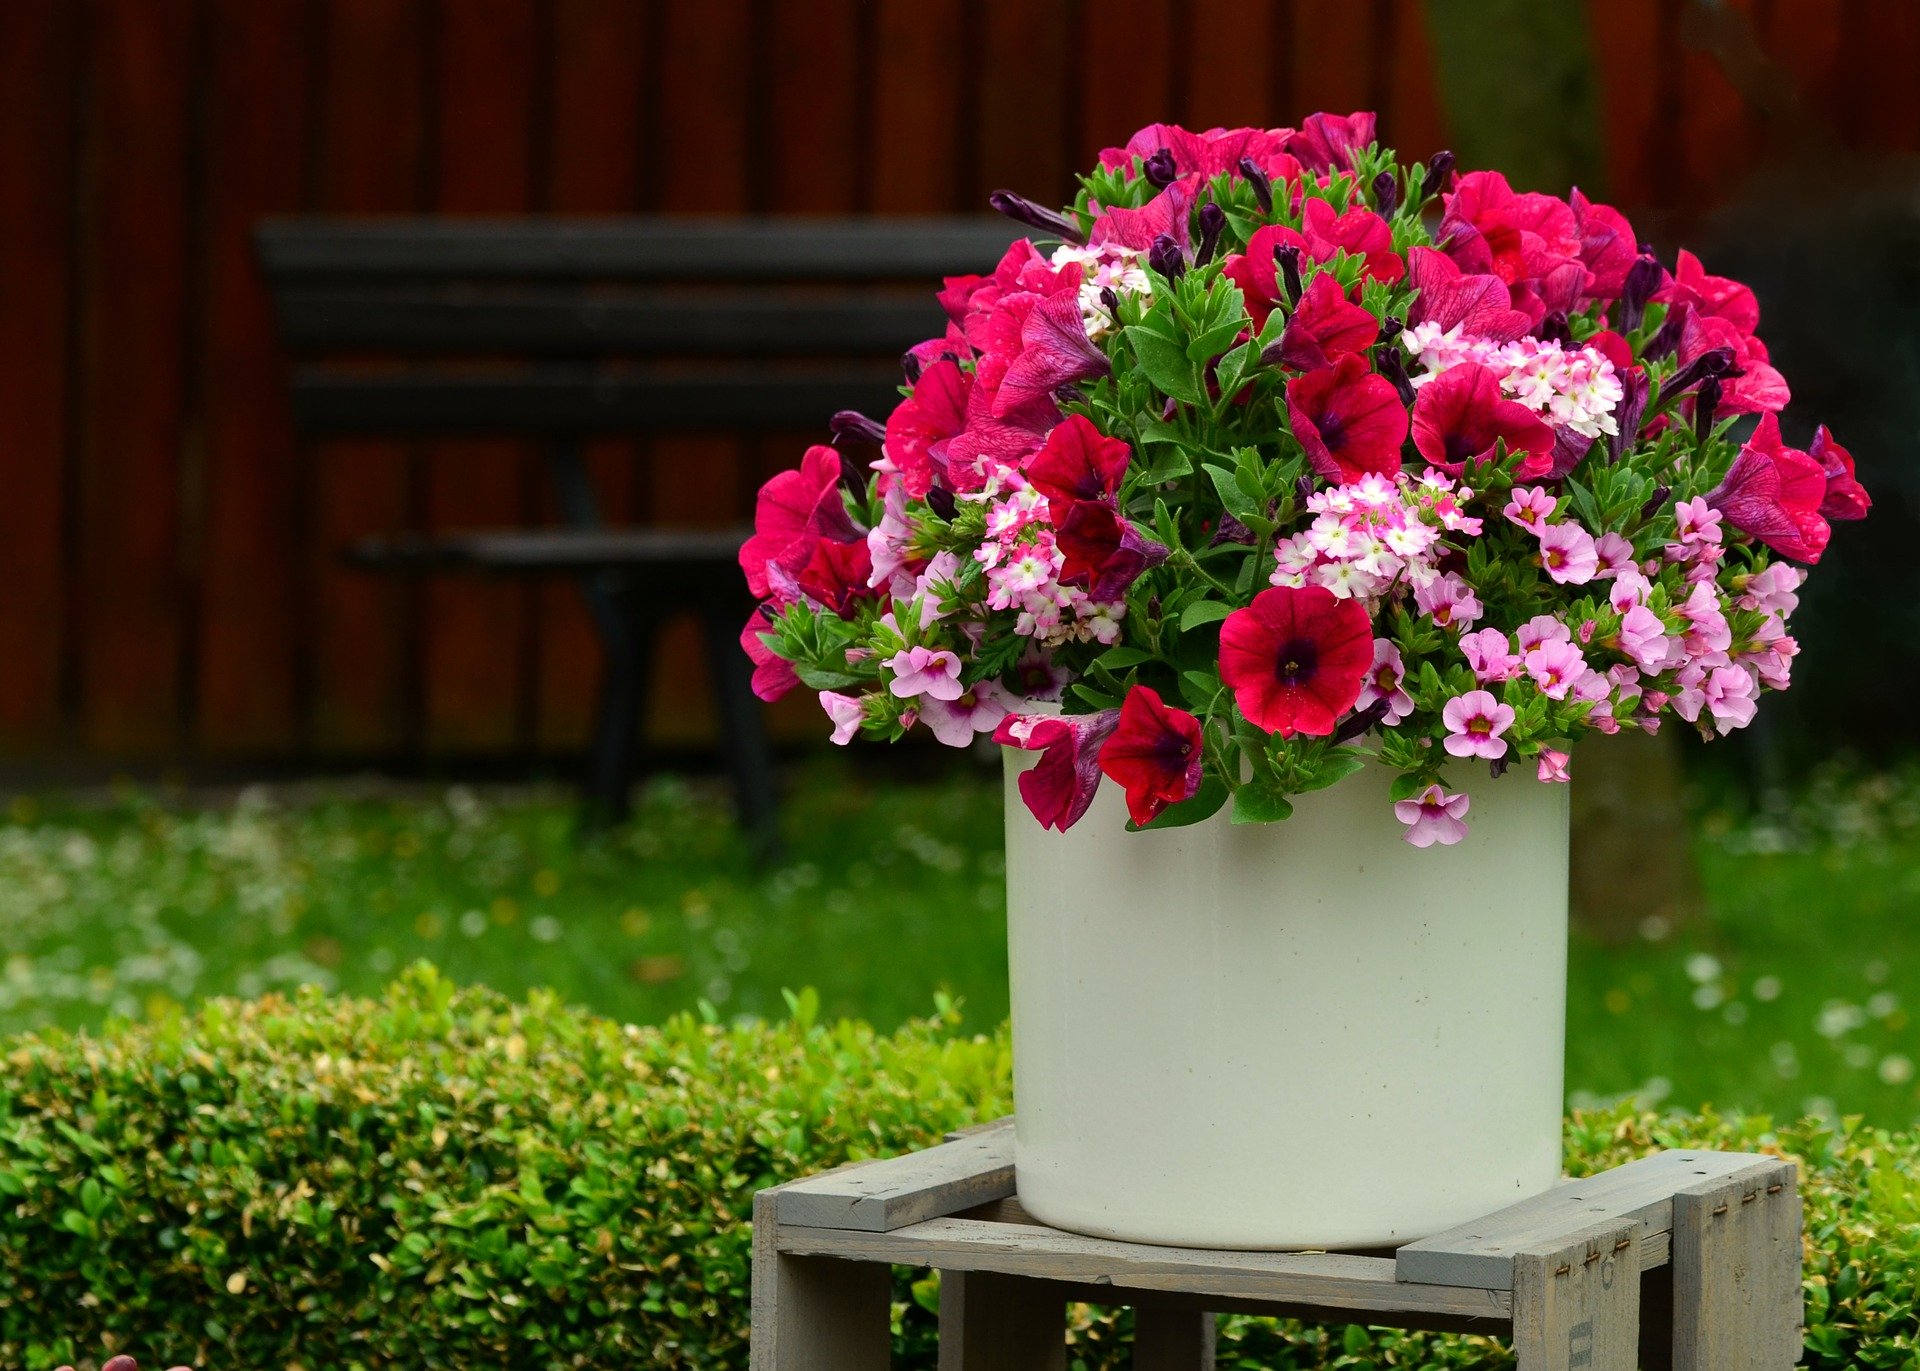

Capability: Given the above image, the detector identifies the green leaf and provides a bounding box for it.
[793,664,865,691]
[1294,751,1369,794]
[1179,600,1234,631]
[1186,317,1247,363]
[1126,322,1204,406]
[1387,770,1432,802]
[1126,777,1229,831]
[1179,669,1220,707]
[1204,464,1259,520]
[1068,683,1122,711]
[1231,784,1295,825]
[1090,645,1153,671]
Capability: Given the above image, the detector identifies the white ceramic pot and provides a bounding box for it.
[1003,753,1569,1250]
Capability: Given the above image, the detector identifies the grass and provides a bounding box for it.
[0,755,1915,1127]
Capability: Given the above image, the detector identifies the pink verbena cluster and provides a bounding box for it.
[1402,324,1625,440]
[1270,469,1481,604]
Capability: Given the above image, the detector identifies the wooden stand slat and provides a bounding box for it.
[749,1119,1803,1369]
[937,1270,1067,1371]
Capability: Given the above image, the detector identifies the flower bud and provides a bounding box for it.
[1148,232,1186,281]
[1099,286,1120,319]
[1537,310,1572,345]
[1273,243,1303,304]
[1194,202,1227,266]
[1237,156,1273,212]
[1371,169,1400,218]
[1693,376,1721,442]
[1620,253,1662,333]
[1608,369,1648,462]
[1333,699,1388,744]
[1143,147,1178,190]
[1372,343,1417,407]
[1488,755,1510,780]
[829,410,885,446]
[1639,485,1670,523]
[901,350,924,384]
[1641,310,1685,362]
[925,486,957,521]
[1663,344,1735,396]
[1424,149,1455,190]
[987,190,1086,245]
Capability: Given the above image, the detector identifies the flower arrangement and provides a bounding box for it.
[740,112,1871,843]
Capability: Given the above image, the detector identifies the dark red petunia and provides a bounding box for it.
[1218,585,1374,738]
[1404,246,1531,342]
[1409,361,1555,479]
[1055,499,1169,601]
[1275,272,1380,371]
[1219,224,1295,328]
[1098,685,1204,826]
[992,273,1112,419]
[795,535,876,614]
[738,445,861,599]
[1025,414,1132,505]
[994,710,1121,832]
[1285,353,1409,482]
[1810,424,1870,522]
[1707,413,1831,563]
[1568,188,1638,300]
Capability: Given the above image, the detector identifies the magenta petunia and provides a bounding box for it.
[1297,198,1405,283]
[738,444,861,599]
[1286,354,1409,482]
[1275,272,1380,371]
[992,278,1111,419]
[1409,361,1555,479]
[994,710,1122,832]
[882,359,967,499]
[1439,170,1585,290]
[1218,585,1373,738]
[1283,110,1376,173]
[1677,310,1788,415]
[1404,246,1532,343]
[741,611,799,703]
[1088,182,1192,253]
[1024,414,1131,506]
[1098,685,1204,826]
[1568,188,1638,300]
[1654,248,1760,335]
[1810,425,1870,522]
[1707,413,1830,563]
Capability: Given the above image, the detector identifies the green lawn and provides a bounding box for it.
[0,757,1915,1127]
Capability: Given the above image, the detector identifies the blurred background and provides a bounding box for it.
[0,0,1914,1126]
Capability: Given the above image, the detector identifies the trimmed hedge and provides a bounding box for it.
[0,967,1912,1369]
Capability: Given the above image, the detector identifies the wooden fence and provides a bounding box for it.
[0,0,1912,764]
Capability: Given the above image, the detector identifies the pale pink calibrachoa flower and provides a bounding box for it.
[1394,784,1471,847]
[1524,638,1588,699]
[1616,604,1674,672]
[1503,485,1556,534]
[1441,689,1515,759]
[1537,522,1599,584]
[819,691,866,745]
[885,645,964,700]
[920,681,1014,746]
[1537,748,1571,783]
[1672,496,1723,546]
[1356,638,1415,724]
[1415,572,1483,629]
[1460,627,1523,683]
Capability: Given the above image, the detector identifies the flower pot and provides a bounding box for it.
[1002,754,1569,1250]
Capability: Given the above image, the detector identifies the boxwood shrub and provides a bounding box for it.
[0,966,1913,1369]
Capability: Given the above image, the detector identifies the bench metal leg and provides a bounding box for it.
[1670,1164,1802,1369]
[1511,1221,1641,1371]
[937,1270,1064,1371]
[581,588,648,826]
[702,604,781,859]
[750,1192,890,1371]
[1133,1306,1215,1370]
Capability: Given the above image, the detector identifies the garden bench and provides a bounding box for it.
[255,216,1015,835]
[752,1118,1804,1369]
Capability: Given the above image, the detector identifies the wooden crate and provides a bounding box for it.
[750,1118,1803,1370]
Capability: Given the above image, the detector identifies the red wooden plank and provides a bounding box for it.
[1381,0,1450,165]
[73,0,195,755]
[1289,1,1378,121]
[974,0,1073,209]
[767,0,863,213]
[871,0,970,211]
[1181,0,1278,132]
[1588,0,1673,211]
[1078,0,1177,165]
[308,0,430,755]
[1839,0,1920,150]
[649,0,755,747]
[1677,0,1764,212]
[0,1,79,752]
[1757,0,1846,129]
[194,0,312,756]
[533,0,650,754]
[420,0,542,755]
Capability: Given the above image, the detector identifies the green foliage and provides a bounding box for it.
[1,968,1915,1369]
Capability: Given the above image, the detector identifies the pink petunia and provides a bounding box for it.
[1707,413,1830,563]
[994,709,1122,831]
[1442,689,1516,760]
[1503,485,1557,534]
[1524,638,1588,700]
[1356,638,1415,724]
[1393,784,1471,847]
[885,645,964,701]
[1538,522,1599,584]
[819,691,866,745]
[1460,627,1522,683]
